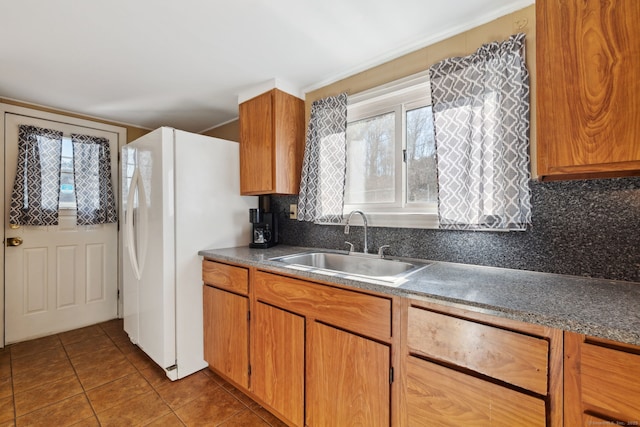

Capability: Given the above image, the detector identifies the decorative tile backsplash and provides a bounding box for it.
[270,177,640,282]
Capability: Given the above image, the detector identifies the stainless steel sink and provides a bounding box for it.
[270,251,430,283]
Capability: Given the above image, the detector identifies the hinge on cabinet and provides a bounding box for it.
[247,310,250,321]
[402,149,407,163]
[117,289,120,300]
[390,367,394,384]
[248,364,252,376]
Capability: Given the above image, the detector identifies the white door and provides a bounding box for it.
[4,112,119,343]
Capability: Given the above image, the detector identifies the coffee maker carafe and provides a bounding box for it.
[249,208,278,248]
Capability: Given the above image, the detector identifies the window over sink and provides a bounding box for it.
[344,72,439,228]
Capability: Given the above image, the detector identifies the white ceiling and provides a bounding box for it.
[0,0,533,133]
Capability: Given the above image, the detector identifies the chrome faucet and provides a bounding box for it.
[344,210,368,254]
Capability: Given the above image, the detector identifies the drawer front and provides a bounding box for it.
[407,306,548,395]
[255,271,391,341]
[581,342,640,420]
[202,260,249,295]
[406,356,546,426]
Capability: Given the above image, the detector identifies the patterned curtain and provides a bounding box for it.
[10,125,63,226]
[429,33,531,230]
[72,134,117,225]
[298,93,348,223]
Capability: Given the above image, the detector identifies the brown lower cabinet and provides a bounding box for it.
[202,259,640,426]
[564,332,640,425]
[252,301,305,426]
[401,299,563,426]
[202,285,249,389]
[252,270,393,427]
[306,321,390,426]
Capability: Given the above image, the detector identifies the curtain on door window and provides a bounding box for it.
[9,125,63,226]
[298,93,348,223]
[72,133,117,225]
[429,33,531,230]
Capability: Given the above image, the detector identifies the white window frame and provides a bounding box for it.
[343,71,439,229]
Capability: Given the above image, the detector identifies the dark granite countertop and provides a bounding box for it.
[198,245,640,346]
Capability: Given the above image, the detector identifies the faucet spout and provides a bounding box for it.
[344,210,368,254]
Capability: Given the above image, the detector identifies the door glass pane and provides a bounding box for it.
[59,137,76,208]
[406,106,437,203]
[345,112,395,204]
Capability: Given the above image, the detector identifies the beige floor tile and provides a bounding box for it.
[69,416,100,426]
[86,371,153,413]
[125,349,158,371]
[225,386,259,409]
[59,325,105,346]
[218,408,270,426]
[10,346,68,376]
[14,375,83,417]
[70,346,126,372]
[96,391,171,427]
[75,356,137,390]
[140,365,174,390]
[250,406,288,427]
[174,387,245,426]
[111,337,138,355]
[0,377,12,400]
[144,412,186,426]
[15,394,93,427]
[10,335,61,359]
[155,371,219,410]
[0,396,14,425]
[3,321,288,427]
[12,359,75,394]
[201,368,226,385]
[63,334,114,359]
[100,327,128,342]
[0,358,10,381]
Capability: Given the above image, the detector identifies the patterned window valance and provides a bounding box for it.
[429,33,532,230]
[72,134,118,225]
[298,93,348,223]
[10,125,63,226]
[9,125,117,226]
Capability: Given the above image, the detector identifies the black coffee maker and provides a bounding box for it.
[249,207,278,248]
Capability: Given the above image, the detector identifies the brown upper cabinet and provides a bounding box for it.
[239,89,305,195]
[536,0,640,180]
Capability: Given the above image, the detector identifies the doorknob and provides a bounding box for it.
[6,237,23,247]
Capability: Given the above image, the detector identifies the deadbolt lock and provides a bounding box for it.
[6,237,23,247]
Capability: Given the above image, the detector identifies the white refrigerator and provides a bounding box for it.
[122,127,256,380]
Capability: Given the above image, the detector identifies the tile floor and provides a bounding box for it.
[0,319,287,426]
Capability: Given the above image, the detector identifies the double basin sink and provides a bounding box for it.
[270,250,431,285]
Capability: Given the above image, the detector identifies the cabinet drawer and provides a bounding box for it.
[202,260,249,295]
[407,306,548,395]
[406,356,546,426]
[580,341,640,420]
[255,271,391,341]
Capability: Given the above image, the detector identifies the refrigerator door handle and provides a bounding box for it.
[126,168,143,280]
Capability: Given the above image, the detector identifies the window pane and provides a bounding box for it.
[345,112,395,204]
[406,106,437,203]
[59,137,76,208]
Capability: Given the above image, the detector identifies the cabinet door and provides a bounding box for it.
[406,356,546,426]
[239,91,274,194]
[537,0,640,179]
[252,301,305,426]
[202,286,249,388]
[565,332,640,425]
[306,321,390,427]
